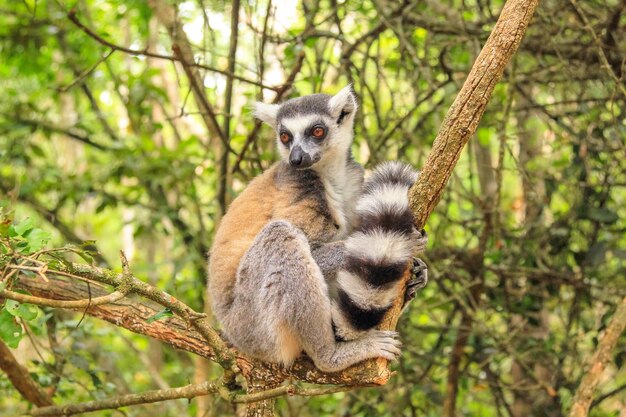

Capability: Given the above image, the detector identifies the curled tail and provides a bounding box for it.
[332,162,419,340]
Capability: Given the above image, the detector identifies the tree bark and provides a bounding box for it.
[0,341,55,411]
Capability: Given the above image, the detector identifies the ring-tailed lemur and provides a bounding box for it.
[208,86,428,372]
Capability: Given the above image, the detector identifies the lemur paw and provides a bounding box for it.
[412,229,428,254]
[367,330,402,361]
[404,257,428,305]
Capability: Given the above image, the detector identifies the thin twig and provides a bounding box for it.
[567,0,626,98]
[67,9,279,92]
[58,49,115,92]
[0,289,128,309]
[25,381,219,416]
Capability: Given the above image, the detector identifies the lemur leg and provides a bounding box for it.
[311,241,346,283]
[228,221,401,372]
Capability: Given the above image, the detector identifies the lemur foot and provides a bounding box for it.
[404,257,428,305]
[365,330,402,361]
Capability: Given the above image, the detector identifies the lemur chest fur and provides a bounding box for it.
[319,174,351,239]
[314,156,364,236]
[273,163,346,244]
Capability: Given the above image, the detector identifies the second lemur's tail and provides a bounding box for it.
[332,162,419,340]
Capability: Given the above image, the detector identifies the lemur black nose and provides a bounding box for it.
[289,146,309,167]
[290,154,303,166]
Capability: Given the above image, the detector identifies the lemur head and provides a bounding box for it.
[254,85,357,169]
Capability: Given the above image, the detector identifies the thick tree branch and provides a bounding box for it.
[0,341,54,408]
[14,274,217,360]
[1,248,234,371]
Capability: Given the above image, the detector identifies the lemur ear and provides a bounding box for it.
[328,85,357,125]
[253,102,280,129]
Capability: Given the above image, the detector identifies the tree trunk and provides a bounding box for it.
[242,362,285,417]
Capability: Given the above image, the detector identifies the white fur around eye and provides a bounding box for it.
[280,115,324,136]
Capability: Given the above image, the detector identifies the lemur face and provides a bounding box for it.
[254,86,357,169]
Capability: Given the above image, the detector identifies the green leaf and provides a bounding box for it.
[304,37,318,48]
[4,299,21,316]
[146,308,173,323]
[11,217,34,236]
[0,215,11,238]
[4,299,38,321]
[25,228,51,252]
[477,126,495,146]
[0,308,23,348]
[587,207,618,224]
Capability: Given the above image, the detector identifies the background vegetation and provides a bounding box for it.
[0,0,625,416]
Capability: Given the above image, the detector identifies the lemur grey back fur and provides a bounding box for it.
[208,86,427,372]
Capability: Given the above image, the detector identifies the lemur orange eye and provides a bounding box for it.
[312,126,325,138]
[279,133,290,144]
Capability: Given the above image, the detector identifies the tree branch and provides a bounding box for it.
[23,379,351,416]
[568,295,626,417]
[14,274,217,361]
[1,248,235,371]
[0,341,54,408]
[7,260,392,386]
[25,381,219,416]
[217,0,241,215]
[10,116,112,151]
[567,0,626,98]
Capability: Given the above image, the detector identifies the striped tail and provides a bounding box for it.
[332,162,419,341]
